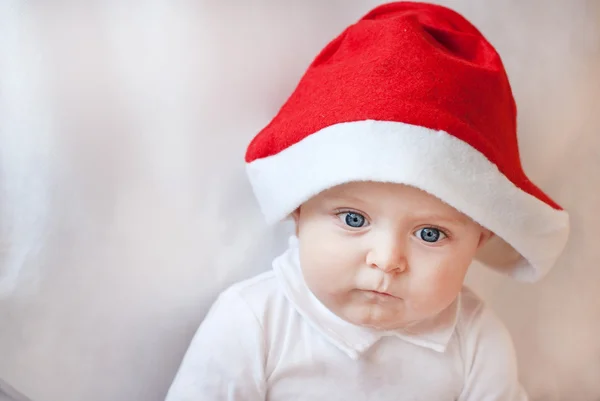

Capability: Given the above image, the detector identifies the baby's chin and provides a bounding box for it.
[341,303,412,330]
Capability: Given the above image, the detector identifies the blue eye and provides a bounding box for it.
[415,227,446,243]
[339,212,367,228]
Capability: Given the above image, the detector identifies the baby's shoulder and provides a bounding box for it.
[455,286,510,341]
[214,270,289,323]
[225,269,279,300]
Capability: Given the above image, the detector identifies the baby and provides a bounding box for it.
[165,2,570,400]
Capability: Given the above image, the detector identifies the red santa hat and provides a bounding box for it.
[244,1,569,282]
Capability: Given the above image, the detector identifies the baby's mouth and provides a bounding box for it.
[371,290,393,296]
[363,289,400,300]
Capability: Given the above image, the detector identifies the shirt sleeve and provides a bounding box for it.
[164,288,267,401]
[458,302,529,401]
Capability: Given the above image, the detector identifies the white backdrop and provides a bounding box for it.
[0,1,599,401]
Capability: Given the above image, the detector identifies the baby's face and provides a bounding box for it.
[293,181,491,330]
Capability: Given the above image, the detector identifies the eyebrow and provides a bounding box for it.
[322,193,376,211]
[408,213,469,226]
[328,193,369,205]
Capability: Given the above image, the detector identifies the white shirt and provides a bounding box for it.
[165,240,528,401]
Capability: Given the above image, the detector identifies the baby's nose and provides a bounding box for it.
[366,240,408,274]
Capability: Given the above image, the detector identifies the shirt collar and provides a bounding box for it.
[272,236,460,360]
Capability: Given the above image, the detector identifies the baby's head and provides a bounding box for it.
[293,182,491,329]
[244,2,569,326]
[291,181,492,329]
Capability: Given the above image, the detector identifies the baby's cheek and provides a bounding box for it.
[411,267,464,310]
[435,269,465,296]
[302,249,357,286]
[302,261,348,299]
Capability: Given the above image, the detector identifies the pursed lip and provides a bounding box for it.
[364,289,400,299]
[371,290,392,296]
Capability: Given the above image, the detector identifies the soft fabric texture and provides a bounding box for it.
[165,239,528,400]
[244,1,570,281]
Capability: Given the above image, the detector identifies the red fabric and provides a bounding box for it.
[245,1,562,210]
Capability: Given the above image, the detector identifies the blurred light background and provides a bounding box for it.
[0,1,599,400]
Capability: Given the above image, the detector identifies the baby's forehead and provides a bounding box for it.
[317,181,467,216]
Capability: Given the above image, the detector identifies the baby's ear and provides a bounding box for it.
[291,208,300,235]
[478,228,494,249]
[290,208,300,222]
